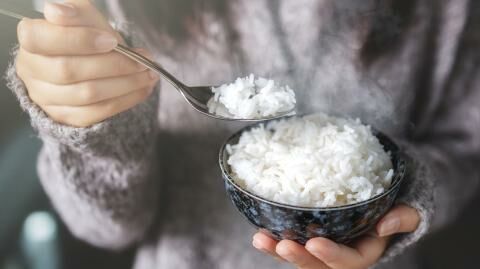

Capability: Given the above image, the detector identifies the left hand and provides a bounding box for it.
[252,204,420,269]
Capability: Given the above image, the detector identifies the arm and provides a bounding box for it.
[250,71,479,269]
[36,80,160,250]
[5,1,161,250]
[251,3,480,267]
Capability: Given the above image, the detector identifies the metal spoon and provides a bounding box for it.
[0,8,295,122]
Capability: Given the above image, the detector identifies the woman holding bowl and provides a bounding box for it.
[7,0,479,268]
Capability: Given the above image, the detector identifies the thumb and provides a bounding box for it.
[43,0,123,42]
[376,204,420,237]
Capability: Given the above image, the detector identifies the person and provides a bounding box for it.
[5,0,479,268]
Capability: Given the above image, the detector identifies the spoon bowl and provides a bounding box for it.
[183,85,295,121]
[116,45,296,122]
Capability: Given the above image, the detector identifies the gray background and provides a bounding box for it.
[0,1,478,268]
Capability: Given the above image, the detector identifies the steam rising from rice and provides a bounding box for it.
[226,114,394,207]
[207,74,296,119]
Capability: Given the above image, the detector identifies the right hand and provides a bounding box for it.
[15,0,159,127]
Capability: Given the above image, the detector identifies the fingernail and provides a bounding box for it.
[46,2,77,17]
[149,70,160,80]
[95,33,118,51]
[252,237,263,250]
[379,217,400,236]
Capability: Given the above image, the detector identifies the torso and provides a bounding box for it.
[112,1,430,268]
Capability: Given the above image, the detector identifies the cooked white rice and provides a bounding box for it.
[226,114,394,207]
[207,74,296,119]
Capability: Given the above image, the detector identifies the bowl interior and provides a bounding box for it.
[219,121,407,211]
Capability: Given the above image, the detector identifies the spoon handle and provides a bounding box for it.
[0,8,187,91]
[114,44,186,89]
[0,8,25,20]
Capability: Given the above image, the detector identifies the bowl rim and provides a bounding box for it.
[218,115,407,212]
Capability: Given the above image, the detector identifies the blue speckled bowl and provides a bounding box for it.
[219,120,406,244]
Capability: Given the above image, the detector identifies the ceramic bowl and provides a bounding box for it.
[219,119,407,244]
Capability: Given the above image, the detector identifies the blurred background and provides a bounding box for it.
[0,1,478,269]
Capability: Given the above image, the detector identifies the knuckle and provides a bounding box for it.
[54,58,75,83]
[115,56,139,74]
[114,53,144,74]
[27,90,43,105]
[103,101,118,116]
[66,28,88,49]
[134,72,149,86]
[15,58,28,80]
[79,83,98,104]
[15,48,32,75]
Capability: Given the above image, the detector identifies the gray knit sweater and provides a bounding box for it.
[5,0,480,268]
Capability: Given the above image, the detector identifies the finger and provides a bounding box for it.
[18,18,117,56]
[44,1,124,43]
[353,233,389,264]
[377,205,420,237]
[17,48,150,84]
[276,240,329,269]
[253,232,278,253]
[41,86,154,128]
[26,70,159,106]
[306,238,362,269]
[306,236,388,269]
[252,233,285,262]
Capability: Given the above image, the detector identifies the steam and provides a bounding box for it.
[298,50,397,131]
[282,0,403,133]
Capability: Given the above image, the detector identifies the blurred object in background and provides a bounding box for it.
[32,0,44,11]
[1,211,61,269]
[21,212,60,269]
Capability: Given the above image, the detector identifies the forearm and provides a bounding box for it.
[6,53,161,249]
[37,95,160,250]
[37,138,159,250]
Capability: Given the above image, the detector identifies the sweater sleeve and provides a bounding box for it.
[377,125,479,265]
[5,44,161,250]
[376,10,480,265]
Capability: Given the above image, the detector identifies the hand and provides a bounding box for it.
[252,205,420,269]
[15,0,159,127]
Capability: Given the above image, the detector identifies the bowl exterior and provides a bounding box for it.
[224,176,401,244]
[220,116,407,244]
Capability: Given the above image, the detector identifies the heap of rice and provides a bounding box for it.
[226,114,394,207]
[207,74,296,119]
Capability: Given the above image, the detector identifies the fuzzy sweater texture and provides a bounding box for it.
[5,0,480,268]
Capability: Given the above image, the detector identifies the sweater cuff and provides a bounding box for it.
[5,45,159,156]
[374,143,435,266]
